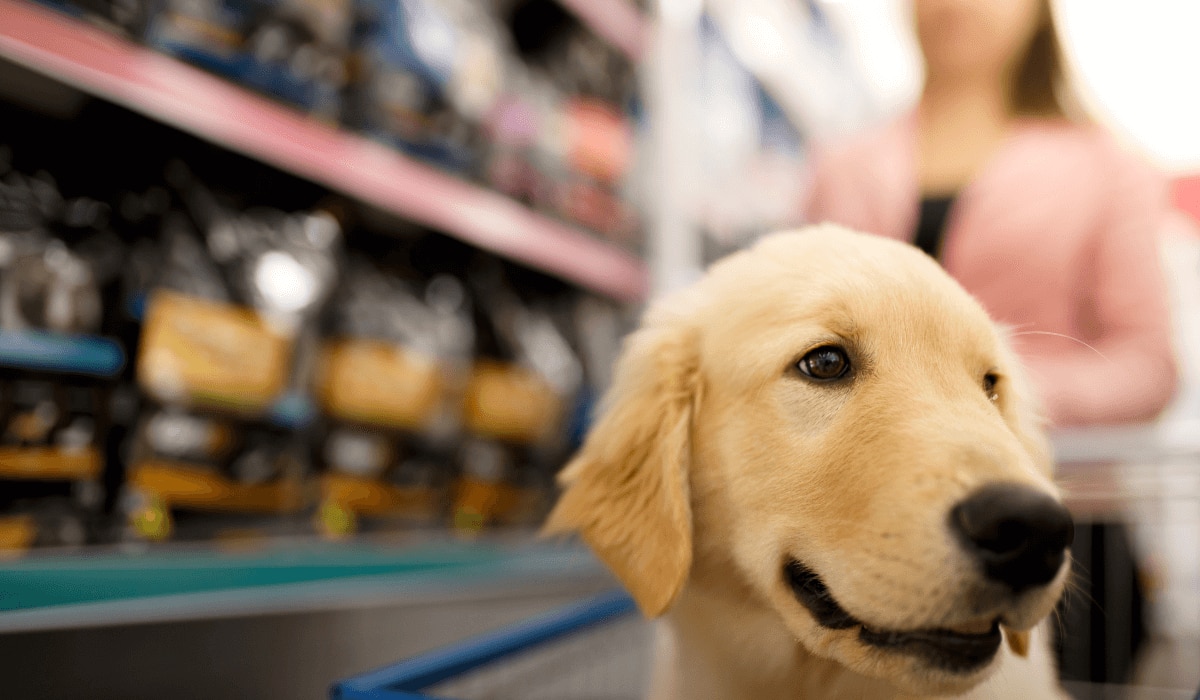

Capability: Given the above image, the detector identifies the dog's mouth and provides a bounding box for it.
[784,560,1002,673]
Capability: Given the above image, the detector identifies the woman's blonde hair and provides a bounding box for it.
[1010,0,1071,118]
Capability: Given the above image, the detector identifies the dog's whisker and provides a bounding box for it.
[1008,330,1113,364]
[1053,606,1069,642]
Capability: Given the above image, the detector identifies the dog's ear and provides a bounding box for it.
[543,314,700,618]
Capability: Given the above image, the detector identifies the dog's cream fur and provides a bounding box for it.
[546,226,1071,699]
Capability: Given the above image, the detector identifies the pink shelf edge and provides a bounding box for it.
[0,0,649,303]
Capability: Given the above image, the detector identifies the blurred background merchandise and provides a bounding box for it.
[0,0,1196,698]
[0,0,643,550]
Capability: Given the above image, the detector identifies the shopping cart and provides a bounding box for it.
[330,590,652,700]
[332,587,1200,700]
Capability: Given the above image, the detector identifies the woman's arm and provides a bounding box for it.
[1024,149,1179,427]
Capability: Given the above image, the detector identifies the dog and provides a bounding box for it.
[545,225,1073,699]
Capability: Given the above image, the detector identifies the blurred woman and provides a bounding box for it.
[804,0,1178,428]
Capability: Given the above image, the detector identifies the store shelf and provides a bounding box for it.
[0,536,607,633]
[0,0,649,304]
[555,0,650,62]
[0,329,125,378]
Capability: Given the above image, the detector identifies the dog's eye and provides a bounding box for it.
[797,346,851,381]
[983,372,1000,402]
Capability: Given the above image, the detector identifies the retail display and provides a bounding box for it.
[144,0,354,120]
[120,165,341,540]
[0,0,644,549]
[312,249,473,536]
[481,0,639,248]
[0,155,126,549]
[28,0,645,250]
[0,96,626,547]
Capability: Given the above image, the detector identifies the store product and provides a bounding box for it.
[123,168,342,541]
[145,0,353,118]
[312,253,474,536]
[31,0,648,248]
[124,406,312,540]
[452,260,582,532]
[482,0,641,248]
[345,0,506,174]
[0,377,108,548]
[0,161,124,551]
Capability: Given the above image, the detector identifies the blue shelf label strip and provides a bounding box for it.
[0,330,125,378]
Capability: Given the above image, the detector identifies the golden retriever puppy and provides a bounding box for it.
[546,225,1073,699]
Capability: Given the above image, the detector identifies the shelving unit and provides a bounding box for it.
[0,536,605,633]
[0,1,644,631]
[0,0,649,304]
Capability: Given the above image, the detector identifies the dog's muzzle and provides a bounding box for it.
[782,483,1072,674]
[784,560,1003,672]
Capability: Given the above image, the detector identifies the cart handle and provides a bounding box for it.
[331,589,638,699]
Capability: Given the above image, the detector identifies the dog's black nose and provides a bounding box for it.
[950,483,1074,592]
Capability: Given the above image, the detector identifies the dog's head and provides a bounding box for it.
[545,226,1072,696]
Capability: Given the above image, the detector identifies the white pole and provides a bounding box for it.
[646,0,705,298]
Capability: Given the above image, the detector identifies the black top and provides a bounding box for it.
[913,194,957,260]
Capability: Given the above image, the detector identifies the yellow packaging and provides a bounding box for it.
[0,515,36,552]
[452,475,513,533]
[137,291,291,412]
[314,339,443,430]
[129,461,309,513]
[462,362,561,445]
[319,473,440,519]
[0,447,101,481]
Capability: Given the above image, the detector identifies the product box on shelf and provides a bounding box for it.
[137,290,293,413]
[481,0,642,248]
[481,93,639,246]
[553,98,638,247]
[125,288,314,540]
[310,254,473,537]
[120,170,342,541]
[0,374,112,550]
[448,261,583,533]
[452,362,562,531]
[0,160,130,553]
[344,0,506,175]
[123,406,314,540]
[144,0,353,119]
